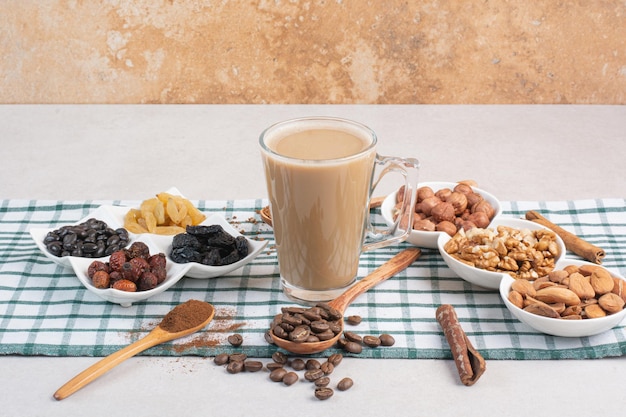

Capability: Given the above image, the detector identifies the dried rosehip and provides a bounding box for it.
[148,253,166,269]
[91,270,111,289]
[108,250,127,272]
[120,262,136,282]
[151,265,167,284]
[109,270,123,284]
[87,261,109,279]
[129,257,150,278]
[137,271,158,291]
[112,279,137,292]
[126,241,150,260]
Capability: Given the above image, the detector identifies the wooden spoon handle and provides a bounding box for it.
[53,328,168,401]
[330,248,421,312]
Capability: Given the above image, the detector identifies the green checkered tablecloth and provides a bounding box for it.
[1,198,625,360]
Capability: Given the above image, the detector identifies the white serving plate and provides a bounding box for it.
[380,181,502,249]
[500,258,626,337]
[437,217,566,290]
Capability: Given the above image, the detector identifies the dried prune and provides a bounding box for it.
[172,233,201,250]
[170,225,249,266]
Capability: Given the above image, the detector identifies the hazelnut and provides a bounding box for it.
[435,221,457,236]
[467,211,491,228]
[413,218,436,232]
[435,188,452,201]
[446,192,468,215]
[471,200,495,219]
[453,183,473,195]
[466,192,484,207]
[431,202,455,223]
[416,196,440,217]
[416,186,435,203]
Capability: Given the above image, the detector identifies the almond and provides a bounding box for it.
[511,279,536,298]
[584,304,607,319]
[508,290,524,309]
[590,269,614,296]
[523,302,560,318]
[598,293,625,314]
[535,287,581,306]
[568,272,595,300]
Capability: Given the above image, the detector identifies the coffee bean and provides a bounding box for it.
[272,325,288,339]
[244,360,264,372]
[310,320,330,333]
[272,351,289,364]
[314,387,334,400]
[315,329,336,341]
[305,335,320,343]
[227,333,244,347]
[328,353,343,367]
[346,315,362,325]
[289,325,311,342]
[379,333,395,346]
[266,362,284,371]
[226,360,244,374]
[328,321,342,334]
[214,353,230,365]
[282,313,303,326]
[282,371,299,386]
[337,377,354,391]
[264,330,275,344]
[305,359,321,370]
[320,362,334,375]
[343,341,363,354]
[336,337,349,350]
[290,358,306,371]
[344,331,362,343]
[270,368,288,382]
[363,335,381,348]
[302,310,322,321]
[229,353,247,362]
[314,376,331,387]
[282,306,306,315]
[304,368,325,381]
[316,303,342,321]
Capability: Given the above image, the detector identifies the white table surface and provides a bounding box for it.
[2,104,625,416]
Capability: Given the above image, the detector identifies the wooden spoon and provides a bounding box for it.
[269,248,421,355]
[53,300,215,401]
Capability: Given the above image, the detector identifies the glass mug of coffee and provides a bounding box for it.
[260,117,419,303]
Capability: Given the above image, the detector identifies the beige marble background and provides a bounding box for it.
[1,0,625,104]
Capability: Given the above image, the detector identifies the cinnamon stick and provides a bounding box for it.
[525,210,605,264]
[436,304,486,386]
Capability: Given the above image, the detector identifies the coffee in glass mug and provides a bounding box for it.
[260,117,419,303]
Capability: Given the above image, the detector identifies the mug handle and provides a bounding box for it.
[362,154,419,251]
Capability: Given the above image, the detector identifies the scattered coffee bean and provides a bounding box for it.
[226,360,244,374]
[306,359,321,370]
[244,360,264,372]
[229,353,247,362]
[282,371,299,386]
[272,351,289,365]
[337,377,354,391]
[379,333,396,346]
[314,387,334,400]
[290,358,306,371]
[270,368,288,382]
[266,362,284,371]
[346,315,362,325]
[320,362,334,375]
[336,337,349,350]
[304,368,325,381]
[328,353,343,367]
[343,341,363,354]
[214,353,230,365]
[227,333,244,347]
[363,335,381,348]
[314,376,331,387]
[344,331,362,343]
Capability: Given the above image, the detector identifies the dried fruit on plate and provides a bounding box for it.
[124,192,207,235]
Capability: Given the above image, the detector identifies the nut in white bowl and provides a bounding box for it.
[500,259,626,337]
[380,181,502,249]
[437,217,566,290]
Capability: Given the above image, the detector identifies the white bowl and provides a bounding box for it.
[437,217,566,290]
[500,259,626,337]
[380,181,502,249]
[69,235,191,308]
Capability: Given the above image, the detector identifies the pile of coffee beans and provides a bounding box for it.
[44,218,130,258]
[215,333,354,401]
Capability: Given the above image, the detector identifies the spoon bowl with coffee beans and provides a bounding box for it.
[269,248,421,355]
